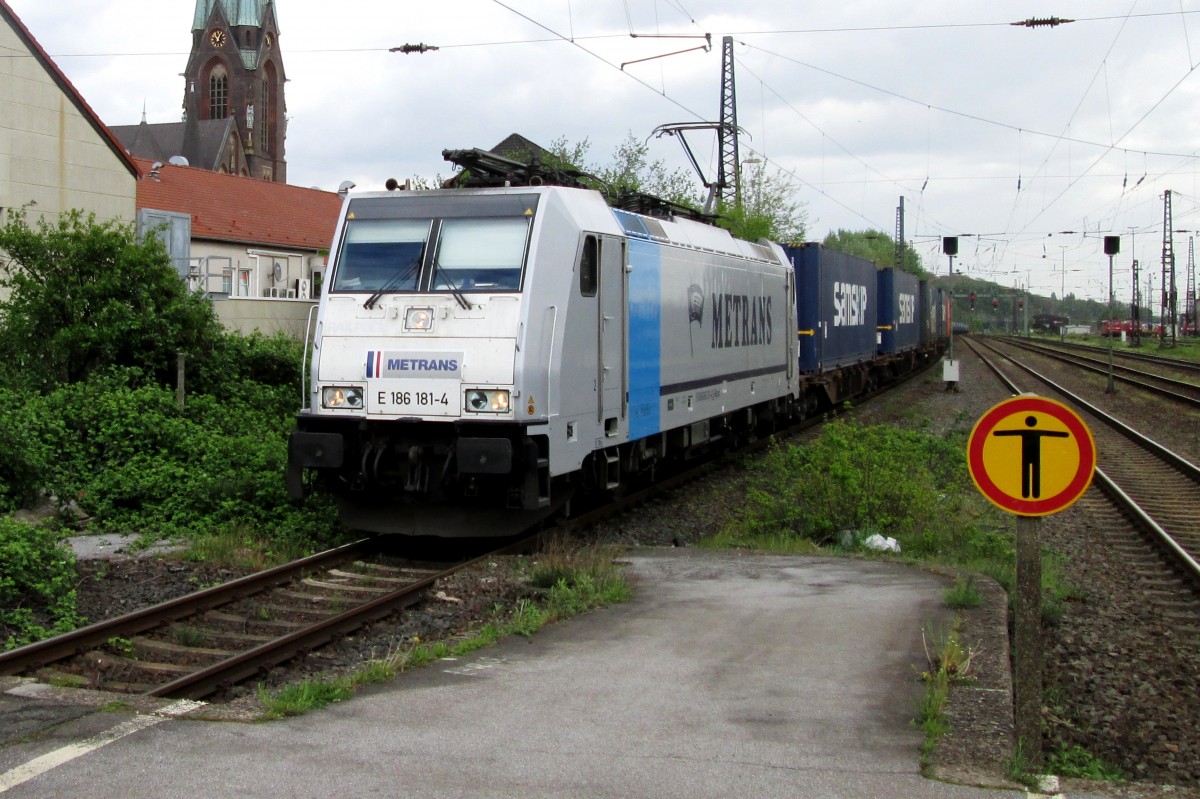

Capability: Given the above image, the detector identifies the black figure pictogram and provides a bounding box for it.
[992,415,1070,499]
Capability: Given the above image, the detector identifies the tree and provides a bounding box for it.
[719,160,807,243]
[0,209,223,390]
[545,133,702,208]
[545,133,807,244]
[823,229,927,277]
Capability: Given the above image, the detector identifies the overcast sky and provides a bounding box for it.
[9,0,1200,304]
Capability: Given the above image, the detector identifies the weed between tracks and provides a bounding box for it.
[257,542,630,718]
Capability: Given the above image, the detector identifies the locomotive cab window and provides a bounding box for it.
[579,235,597,297]
[332,219,431,292]
[431,218,528,292]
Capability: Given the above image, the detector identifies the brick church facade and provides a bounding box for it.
[112,0,287,182]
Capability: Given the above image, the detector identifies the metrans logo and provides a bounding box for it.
[711,292,773,349]
[833,282,869,327]
[366,351,463,379]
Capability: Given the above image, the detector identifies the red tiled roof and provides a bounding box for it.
[0,0,138,178]
[133,159,342,251]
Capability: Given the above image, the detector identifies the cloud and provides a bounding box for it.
[7,0,1200,299]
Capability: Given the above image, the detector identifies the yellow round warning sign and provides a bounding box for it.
[967,395,1097,516]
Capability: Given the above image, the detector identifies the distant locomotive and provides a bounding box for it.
[287,151,947,536]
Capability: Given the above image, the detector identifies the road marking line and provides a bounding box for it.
[0,700,203,794]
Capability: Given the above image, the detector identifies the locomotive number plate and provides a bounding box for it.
[369,382,459,416]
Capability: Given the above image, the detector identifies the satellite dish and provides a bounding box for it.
[271,262,283,282]
[168,155,189,166]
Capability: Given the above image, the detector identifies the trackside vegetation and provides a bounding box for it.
[0,210,343,648]
[706,416,1078,607]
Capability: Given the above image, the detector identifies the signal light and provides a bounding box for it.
[969,292,976,310]
[1018,300,1024,310]
[992,298,999,309]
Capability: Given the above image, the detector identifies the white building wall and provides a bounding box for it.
[0,19,136,223]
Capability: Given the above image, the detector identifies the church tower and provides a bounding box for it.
[183,0,287,182]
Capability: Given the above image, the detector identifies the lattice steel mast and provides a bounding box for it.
[1187,236,1196,336]
[715,35,739,209]
[1162,190,1176,347]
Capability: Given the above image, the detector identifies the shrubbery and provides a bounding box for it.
[0,208,342,647]
[0,518,80,648]
[20,365,332,547]
[739,419,973,554]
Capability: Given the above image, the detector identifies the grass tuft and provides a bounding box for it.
[944,575,983,610]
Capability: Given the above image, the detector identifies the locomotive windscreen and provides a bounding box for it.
[332,193,539,294]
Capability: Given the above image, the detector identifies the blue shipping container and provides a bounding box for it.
[784,243,878,373]
[878,268,922,354]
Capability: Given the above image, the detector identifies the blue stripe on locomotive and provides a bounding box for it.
[627,238,662,440]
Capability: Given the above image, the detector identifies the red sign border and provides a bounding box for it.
[967,396,1097,516]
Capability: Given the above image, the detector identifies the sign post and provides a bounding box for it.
[967,395,1097,768]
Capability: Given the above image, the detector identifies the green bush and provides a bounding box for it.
[0,388,48,512]
[0,209,222,391]
[0,518,80,648]
[26,368,332,546]
[743,420,970,553]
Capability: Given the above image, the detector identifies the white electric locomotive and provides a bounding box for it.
[288,171,799,535]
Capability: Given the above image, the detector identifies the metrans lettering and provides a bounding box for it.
[833,282,869,327]
[365,351,464,379]
[388,358,459,372]
[711,293,774,349]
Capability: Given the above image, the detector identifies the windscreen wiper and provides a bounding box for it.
[437,271,472,310]
[363,251,423,310]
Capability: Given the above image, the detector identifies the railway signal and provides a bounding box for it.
[969,291,976,310]
[992,298,999,309]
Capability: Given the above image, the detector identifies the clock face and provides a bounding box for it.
[210,29,226,48]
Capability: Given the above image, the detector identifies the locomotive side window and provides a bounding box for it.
[579,235,597,297]
[432,218,528,291]
[332,219,431,292]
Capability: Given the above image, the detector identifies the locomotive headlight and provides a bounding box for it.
[464,389,510,413]
[405,307,434,331]
[322,386,364,409]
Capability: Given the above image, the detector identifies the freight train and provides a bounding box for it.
[287,151,948,536]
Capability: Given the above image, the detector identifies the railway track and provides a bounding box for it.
[989,335,1200,408]
[1019,335,1200,376]
[966,337,1200,607]
[0,537,531,700]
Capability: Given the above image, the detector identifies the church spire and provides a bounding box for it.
[184,0,286,181]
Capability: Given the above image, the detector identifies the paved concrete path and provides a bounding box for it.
[0,550,1094,798]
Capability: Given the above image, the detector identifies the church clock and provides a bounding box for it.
[210,29,227,47]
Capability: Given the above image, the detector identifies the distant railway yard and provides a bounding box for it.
[1,336,1198,793]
